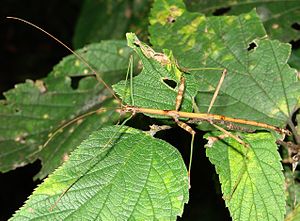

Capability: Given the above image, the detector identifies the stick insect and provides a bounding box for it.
[118,33,290,179]
[6,17,291,214]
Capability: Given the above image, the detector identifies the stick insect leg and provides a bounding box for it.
[205,69,249,200]
[210,122,248,147]
[49,115,134,211]
[207,69,227,114]
[206,69,248,147]
[50,53,138,211]
[174,117,195,186]
[115,55,135,125]
[122,55,135,106]
[174,75,195,185]
[175,76,185,111]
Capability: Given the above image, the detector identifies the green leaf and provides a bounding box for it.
[205,132,285,221]
[186,0,300,42]
[149,0,300,129]
[73,0,151,49]
[10,126,189,220]
[113,33,198,115]
[0,40,131,178]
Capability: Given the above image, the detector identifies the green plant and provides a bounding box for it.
[1,0,300,220]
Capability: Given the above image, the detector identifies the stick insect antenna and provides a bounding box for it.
[6,17,133,208]
[6,16,121,104]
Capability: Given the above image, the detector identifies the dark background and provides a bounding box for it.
[1,1,82,220]
[0,1,230,220]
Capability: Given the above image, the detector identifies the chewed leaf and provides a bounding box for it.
[10,126,189,220]
[0,40,131,178]
[205,132,285,221]
[113,33,198,115]
[149,0,300,129]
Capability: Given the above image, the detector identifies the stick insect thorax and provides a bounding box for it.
[119,105,291,136]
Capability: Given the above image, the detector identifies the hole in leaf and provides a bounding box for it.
[15,108,20,113]
[163,78,177,89]
[70,76,85,89]
[212,7,231,16]
[15,134,26,144]
[291,108,300,126]
[290,39,300,50]
[167,15,176,23]
[247,42,257,51]
[291,23,300,31]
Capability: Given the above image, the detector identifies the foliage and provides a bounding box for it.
[73,0,151,49]
[185,0,300,42]
[10,126,189,220]
[206,132,285,220]
[0,41,131,179]
[2,0,300,220]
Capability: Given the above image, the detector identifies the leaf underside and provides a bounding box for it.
[0,40,131,178]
